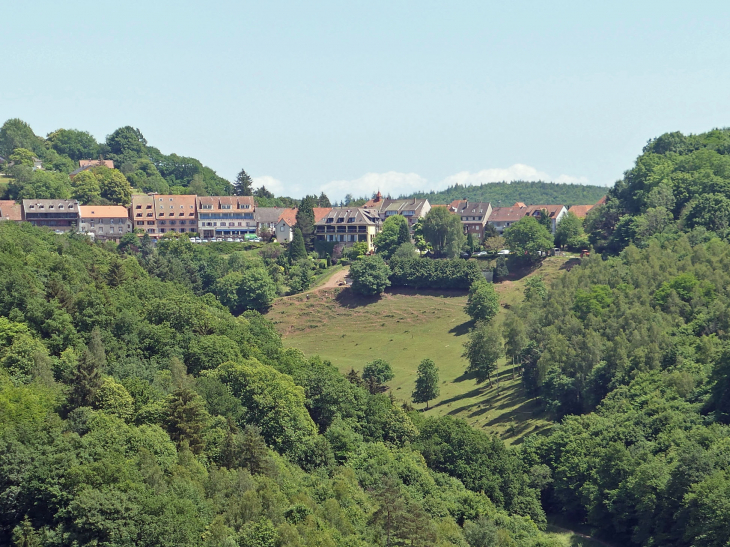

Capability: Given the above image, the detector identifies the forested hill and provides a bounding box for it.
[0,222,556,546]
[402,180,608,206]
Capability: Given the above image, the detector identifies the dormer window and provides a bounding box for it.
[326,218,333,223]
[337,218,344,223]
[29,205,35,209]
[221,204,231,209]
[348,217,355,223]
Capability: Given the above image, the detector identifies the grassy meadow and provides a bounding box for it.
[268,255,577,444]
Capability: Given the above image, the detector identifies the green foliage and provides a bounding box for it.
[463,321,504,385]
[493,255,509,281]
[234,168,253,196]
[288,227,307,262]
[9,148,35,167]
[404,180,607,208]
[47,128,99,161]
[389,257,482,290]
[465,279,499,322]
[422,206,465,258]
[412,358,440,409]
[374,214,411,259]
[0,118,42,157]
[350,255,391,296]
[554,211,585,249]
[295,195,316,250]
[71,170,101,203]
[92,166,132,205]
[363,358,394,387]
[504,216,553,263]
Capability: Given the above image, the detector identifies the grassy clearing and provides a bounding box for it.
[268,255,577,444]
[545,525,612,547]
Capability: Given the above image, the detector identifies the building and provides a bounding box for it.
[487,203,567,234]
[130,194,197,237]
[78,205,133,241]
[22,199,80,231]
[315,208,382,251]
[567,204,595,219]
[70,159,115,178]
[448,200,493,241]
[362,193,431,227]
[254,207,286,235]
[197,196,255,239]
[0,200,22,222]
[274,207,332,243]
[274,208,297,243]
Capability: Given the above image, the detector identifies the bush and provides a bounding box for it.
[350,255,391,296]
[388,257,481,290]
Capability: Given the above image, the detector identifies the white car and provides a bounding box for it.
[497,249,511,255]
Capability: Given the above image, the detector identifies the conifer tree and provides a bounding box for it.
[289,228,307,263]
[68,328,106,409]
[165,387,208,454]
[295,195,317,250]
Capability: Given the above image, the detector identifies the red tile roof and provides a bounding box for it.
[568,204,594,218]
[313,207,332,222]
[79,205,130,219]
[278,208,298,227]
[0,200,22,221]
[79,159,114,169]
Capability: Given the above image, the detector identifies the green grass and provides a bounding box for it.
[268,256,576,444]
[545,525,612,547]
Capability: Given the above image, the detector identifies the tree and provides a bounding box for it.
[465,279,499,322]
[554,211,584,249]
[412,218,429,254]
[8,148,35,168]
[462,321,503,386]
[296,195,317,250]
[503,216,553,263]
[93,167,132,205]
[47,128,99,161]
[288,228,308,263]
[503,312,527,379]
[68,328,106,409]
[317,192,331,207]
[374,215,410,259]
[165,387,208,454]
[105,126,147,166]
[412,358,439,409]
[537,208,552,232]
[0,119,41,157]
[371,479,407,547]
[71,170,101,204]
[493,256,509,281]
[422,207,465,258]
[254,185,274,199]
[238,268,277,312]
[233,169,253,196]
[350,255,391,296]
[363,358,394,394]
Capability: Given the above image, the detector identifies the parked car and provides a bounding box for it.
[474,251,488,257]
[234,238,242,242]
[201,239,208,243]
[460,251,471,259]
[497,249,511,255]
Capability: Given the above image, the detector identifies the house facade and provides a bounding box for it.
[22,199,79,231]
[130,194,197,237]
[315,208,382,251]
[78,205,133,241]
[487,203,567,234]
[197,196,255,239]
[362,193,430,227]
[274,207,332,243]
[448,200,493,241]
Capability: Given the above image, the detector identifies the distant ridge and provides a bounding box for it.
[400,180,607,207]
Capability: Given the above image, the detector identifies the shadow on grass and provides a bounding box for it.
[560,258,581,271]
[452,370,479,383]
[431,386,485,410]
[334,288,384,309]
[449,319,474,336]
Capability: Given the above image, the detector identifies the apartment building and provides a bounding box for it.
[22,199,80,231]
[487,203,567,234]
[447,200,493,241]
[315,208,382,251]
[274,207,331,243]
[78,205,133,241]
[197,196,255,239]
[362,193,431,227]
[130,194,197,237]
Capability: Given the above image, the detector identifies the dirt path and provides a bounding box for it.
[316,267,349,290]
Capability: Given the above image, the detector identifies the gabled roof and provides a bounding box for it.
[277,208,298,227]
[22,199,80,213]
[454,201,491,215]
[488,204,565,223]
[197,195,254,211]
[595,195,607,206]
[568,204,594,218]
[313,207,332,222]
[0,200,22,221]
[316,207,381,226]
[78,205,130,219]
[254,207,284,223]
[79,159,114,169]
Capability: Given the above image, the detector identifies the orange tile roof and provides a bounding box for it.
[79,159,114,169]
[313,207,332,222]
[568,204,594,218]
[278,208,298,227]
[0,200,22,221]
[595,195,607,206]
[78,205,130,219]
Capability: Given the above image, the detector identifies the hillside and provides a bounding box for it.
[402,180,607,206]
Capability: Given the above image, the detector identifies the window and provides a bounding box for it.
[348,217,355,223]
[201,204,212,209]
[49,205,54,209]
[280,226,284,231]
[337,218,344,223]
[146,213,153,217]
[136,205,141,209]
[59,205,64,210]
[146,205,152,209]
[29,205,35,209]
[137,221,144,226]
[159,213,164,216]
[221,204,231,209]
[110,227,114,233]
[326,218,333,223]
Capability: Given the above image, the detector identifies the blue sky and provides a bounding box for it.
[2,1,730,200]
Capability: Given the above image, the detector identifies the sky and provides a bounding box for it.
[2,1,730,201]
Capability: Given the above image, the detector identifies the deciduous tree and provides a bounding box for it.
[412,358,439,409]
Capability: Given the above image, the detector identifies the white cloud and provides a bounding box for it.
[251,175,295,197]
[319,171,428,202]
[253,164,591,202]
